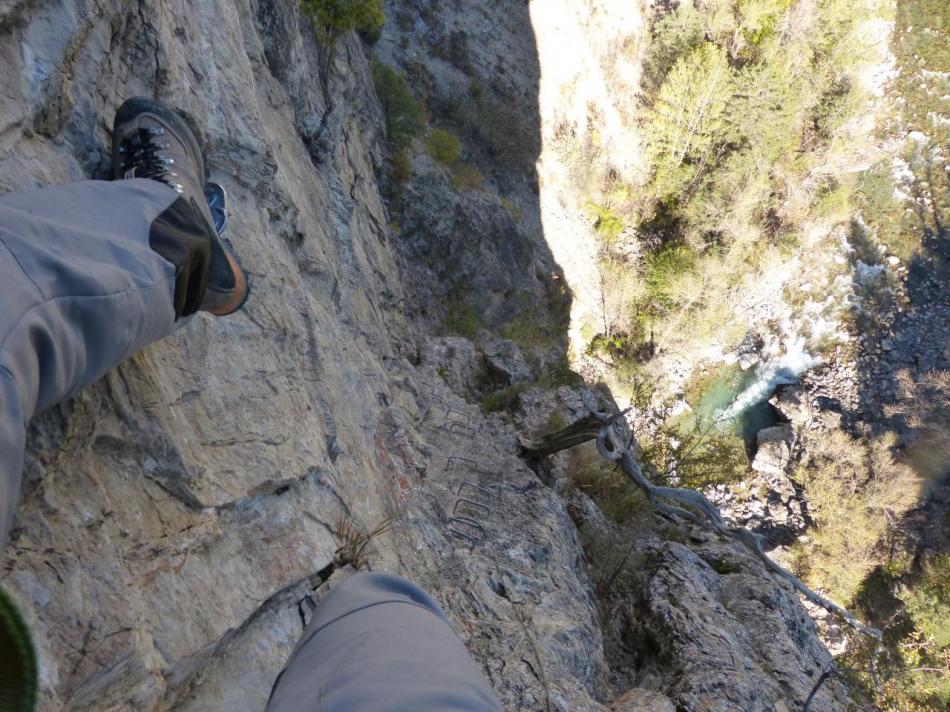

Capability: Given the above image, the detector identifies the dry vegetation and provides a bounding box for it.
[793,368,950,710]
[789,430,921,603]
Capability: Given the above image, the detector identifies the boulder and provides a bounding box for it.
[738,353,760,370]
[481,337,534,385]
[752,424,793,476]
[771,384,811,430]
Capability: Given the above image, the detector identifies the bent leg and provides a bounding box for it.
[266,572,502,712]
[0,179,183,545]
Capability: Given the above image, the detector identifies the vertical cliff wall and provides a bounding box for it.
[0,1,853,710]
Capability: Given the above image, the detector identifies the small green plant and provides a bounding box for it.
[480,383,529,415]
[589,203,625,243]
[390,149,412,184]
[426,128,462,165]
[300,0,384,44]
[536,357,584,389]
[371,59,427,149]
[541,410,568,435]
[500,196,523,222]
[449,161,483,191]
[441,293,479,339]
[424,127,482,191]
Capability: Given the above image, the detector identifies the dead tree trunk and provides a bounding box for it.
[519,411,624,459]
[519,397,882,641]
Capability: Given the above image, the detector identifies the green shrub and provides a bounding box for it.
[566,446,652,524]
[589,203,625,243]
[371,59,427,149]
[537,356,584,389]
[426,128,462,165]
[480,383,529,414]
[502,310,554,352]
[449,161,483,191]
[441,294,479,339]
[645,243,696,307]
[390,149,412,184]
[300,0,384,44]
[587,333,627,359]
[579,523,653,597]
[587,330,653,365]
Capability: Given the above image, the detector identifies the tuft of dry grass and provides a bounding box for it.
[332,512,399,570]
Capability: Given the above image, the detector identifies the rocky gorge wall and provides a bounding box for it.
[0,1,855,710]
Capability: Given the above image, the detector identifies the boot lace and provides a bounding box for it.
[117,127,183,193]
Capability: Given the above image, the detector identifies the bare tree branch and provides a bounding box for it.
[519,402,882,641]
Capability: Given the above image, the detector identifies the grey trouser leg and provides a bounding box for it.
[266,572,502,711]
[0,179,180,546]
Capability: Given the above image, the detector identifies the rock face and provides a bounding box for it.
[611,687,676,712]
[422,336,481,396]
[0,1,852,711]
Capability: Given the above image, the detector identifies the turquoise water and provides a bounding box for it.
[688,365,784,453]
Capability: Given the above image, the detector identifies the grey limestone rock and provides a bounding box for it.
[423,336,481,397]
[610,687,677,711]
[752,423,794,476]
[482,337,534,385]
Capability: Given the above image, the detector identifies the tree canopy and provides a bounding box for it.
[644,42,734,199]
[300,0,385,44]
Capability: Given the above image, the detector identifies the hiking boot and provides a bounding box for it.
[111,97,248,316]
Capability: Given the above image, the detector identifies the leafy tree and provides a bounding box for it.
[901,555,950,650]
[371,59,427,149]
[300,0,385,45]
[644,2,706,93]
[644,42,734,199]
[730,60,802,163]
